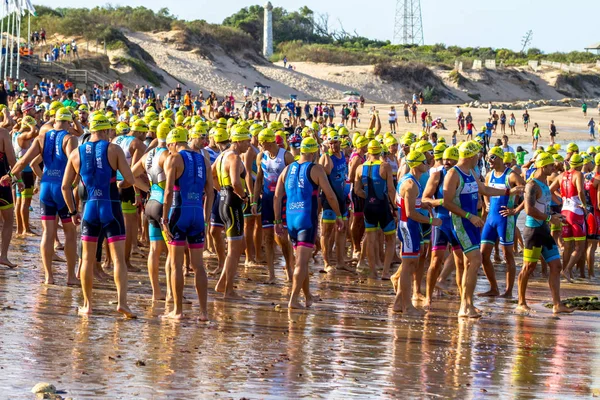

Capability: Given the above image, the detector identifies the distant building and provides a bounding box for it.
[584,42,600,54]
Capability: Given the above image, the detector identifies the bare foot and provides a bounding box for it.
[54,244,64,251]
[52,253,65,262]
[368,272,378,279]
[499,291,513,299]
[44,277,55,285]
[78,306,92,315]
[305,293,320,308]
[458,307,482,318]
[412,292,426,302]
[152,295,166,302]
[223,291,243,300]
[515,304,531,314]
[324,264,335,273]
[561,271,572,283]
[478,289,500,297]
[209,267,223,277]
[198,313,209,322]
[435,282,455,295]
[161,311,184,320]
[0,258,17,268]
[127,264,141,273]
[265,276,276,284]
[288,300,305,309]
[117,305,137,319]
[553,304,574,314]
[405,306,425,316]
[423,299,432,311]
[494,256,502,263]
[24,230,39,237]
[391,274,400,294]
[184,266,193,277]
[67,278,79,286]
[338,263,356,274]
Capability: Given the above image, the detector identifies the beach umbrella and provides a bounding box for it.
[344,95,360,103]
[343,91,360,96]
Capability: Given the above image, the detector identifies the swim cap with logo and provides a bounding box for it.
[415,140,433,153]
[443,146,459,161]
[459,141,480,159]
[148,120,159,132]
[365,129,375,139]
[166,127,188,144]
[438,137,446,144]
[434,143,448,160]
[89,114,111,132]
[489,146,504,159]
[567,143,579,152]
[384,136,398,148]
[301,137,319,154]
[213,128,230,143]
[157,122,170,141]
[535,152,554,168]
[595,154,600,165]
[503,152,515,164]
[230,126,251,142]
[553,154,564,163]
[116,122,131,136]
[258,128,276,143]
[131,119,149,133]
[55,107,73,122]
[569,154,584,168]
[354,135,369,149]
[406,151,426,168]
[368,140,382,155]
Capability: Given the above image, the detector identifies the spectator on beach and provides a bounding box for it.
[523,109,530,132]
[583,101,588,117]
[499,111,507,134]
[509,113,516,135]
[549,120,557,145]
[403,102,410,123]
[283,55,288,68]
[589,118,596,139]
[501,135,514,154]
[388,106,397,133]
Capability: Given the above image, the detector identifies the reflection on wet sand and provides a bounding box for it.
[2,213,600,398]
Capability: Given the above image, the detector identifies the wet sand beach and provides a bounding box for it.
[1,205,600,398]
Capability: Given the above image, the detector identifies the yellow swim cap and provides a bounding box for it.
[160,109,174,121]
[341,137,351,149]
[535,152,554,168]
[78,104,89,113]
[546,147,557,155]
[384,136,398,148]
[55,107,73,122]
[250,124,262,136]
[258,128,276,143]
[406,151,426,168]
[438,137,446,144]
[443,146,459,161]
[166,127,188,144]
[131,119,149,133]
[489,146,504,159]
[401,136,413,146]
[434,143,448,160]
[570,154,584,168]
[301,137,319,154]
[503,152,515,164]
[89,114,111,132]
[213,128,229,143]
[115,122,130,136]
[230,126,251,142]
[553,154,564,163]
[354,135,369,149]
[368,140,382,155]
[595,154,600,165]
[567,143,579,152]
[157,122,170,141]
[415,140,433,154]
[588,146,597,154]
[365,129,375,139]
[148,120,159,132]
[339,126,349,137]
[49,101,63,111]
[459,141,480,159]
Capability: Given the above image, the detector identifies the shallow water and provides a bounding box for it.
[3,209,600,398]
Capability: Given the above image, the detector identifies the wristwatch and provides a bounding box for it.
[67,210,78,217]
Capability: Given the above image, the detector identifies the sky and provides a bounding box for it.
[34,0,600,53]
